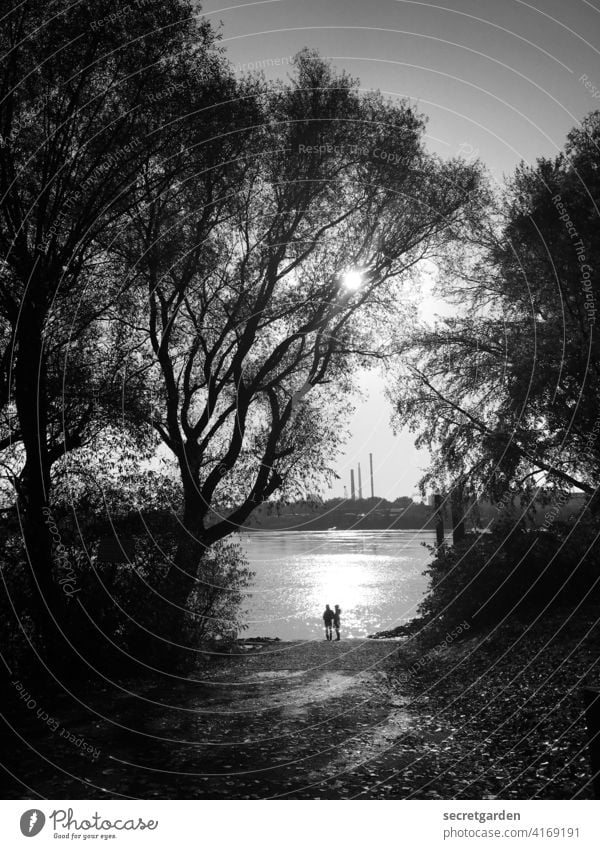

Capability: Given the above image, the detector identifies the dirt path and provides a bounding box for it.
[5,640,440,799]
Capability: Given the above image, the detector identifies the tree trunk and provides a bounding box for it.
[166,530,206,612]
[13,308,64,661]
[163,486,208,625]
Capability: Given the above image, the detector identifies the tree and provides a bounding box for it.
[391,111,600,508]
[119,50,481,622]
[0,0,230,649]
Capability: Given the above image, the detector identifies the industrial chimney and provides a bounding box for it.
[350,469,356,500]
[358,463,363,499]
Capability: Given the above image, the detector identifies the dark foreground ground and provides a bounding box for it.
[3,608,598,799]
[3,640,431,800]
[393,606,600,800]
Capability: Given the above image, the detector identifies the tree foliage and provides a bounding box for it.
[391,112,600,506]
[113,48,481,612]
[0,2,481,661]
[0,0,235,656]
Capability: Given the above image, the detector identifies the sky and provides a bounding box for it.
[199,0,600,499]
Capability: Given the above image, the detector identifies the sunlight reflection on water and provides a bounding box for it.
[238,530,434,639]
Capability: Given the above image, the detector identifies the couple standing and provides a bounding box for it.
[323,604,341,641]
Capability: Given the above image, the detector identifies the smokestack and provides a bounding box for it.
[358,463,363,499]
[369,453,374,498]
[350,469,356,500]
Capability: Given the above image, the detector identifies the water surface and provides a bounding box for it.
[238,530,434,639]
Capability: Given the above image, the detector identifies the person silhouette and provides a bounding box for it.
[333,604,342,641]
[323,604,334,640]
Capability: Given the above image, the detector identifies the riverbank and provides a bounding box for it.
[5,610,597,799]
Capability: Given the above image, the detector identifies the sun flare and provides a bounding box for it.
[341,269,363,290]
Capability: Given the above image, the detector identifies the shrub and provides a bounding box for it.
[415,516,600,643]
[68,534,254,672]
[0,534,41,679]
[1,524,254,678]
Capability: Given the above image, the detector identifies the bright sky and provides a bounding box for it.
[198,0,600,498]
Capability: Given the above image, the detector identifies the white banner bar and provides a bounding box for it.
[1,800,599,849]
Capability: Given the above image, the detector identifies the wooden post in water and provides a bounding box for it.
[451,486,466,545]
[434,493,445,549]
[582,686,600,798]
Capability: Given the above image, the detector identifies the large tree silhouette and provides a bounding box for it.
[0,0,231,649]
[391,112,600,506]
[118,51,481,623]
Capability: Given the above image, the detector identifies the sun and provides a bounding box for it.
[341,269,363,291]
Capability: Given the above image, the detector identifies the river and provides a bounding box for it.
[238,529,435,640]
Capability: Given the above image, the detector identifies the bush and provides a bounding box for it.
[0,536,41,680]
[77,535,254,671]
[415,516,600,643]
[1,524,254,678]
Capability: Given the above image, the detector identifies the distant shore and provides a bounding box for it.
[240,502,438,532]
